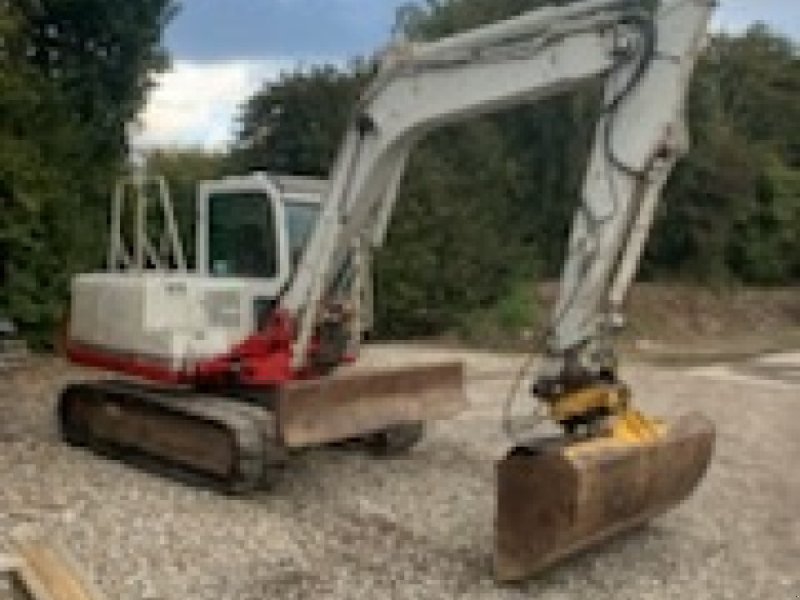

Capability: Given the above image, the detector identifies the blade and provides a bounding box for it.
[276,361,466,448]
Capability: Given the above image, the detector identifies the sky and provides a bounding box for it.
[136,0,799,149]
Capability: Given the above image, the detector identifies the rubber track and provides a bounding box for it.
[59,380,282,493]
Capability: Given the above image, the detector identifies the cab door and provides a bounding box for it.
[196,174,291,331]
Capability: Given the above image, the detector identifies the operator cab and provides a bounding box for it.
[197,173,326,287]
[69,172,327,370]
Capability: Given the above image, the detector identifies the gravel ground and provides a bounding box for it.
[0,346,798,599]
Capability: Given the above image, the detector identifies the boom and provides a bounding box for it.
[284,0,714,378]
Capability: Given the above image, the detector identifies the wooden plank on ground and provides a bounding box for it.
[1,540,107,600]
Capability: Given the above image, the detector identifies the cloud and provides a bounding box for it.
[133,59,294,150]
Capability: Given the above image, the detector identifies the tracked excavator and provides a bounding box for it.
[59,0,716,582]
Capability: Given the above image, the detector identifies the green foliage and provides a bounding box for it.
[455,280,541,346]
[646,25,800,283]
[374,0,569,336]
[231,64,372,177]
[0,0,174,346]
[374,121,536,336]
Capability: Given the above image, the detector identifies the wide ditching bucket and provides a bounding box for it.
[495,412,715,582]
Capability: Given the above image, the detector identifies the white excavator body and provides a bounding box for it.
[69,173,337,373]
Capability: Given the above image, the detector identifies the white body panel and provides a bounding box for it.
[70,273,275,368]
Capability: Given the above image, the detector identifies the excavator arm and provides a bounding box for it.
[284,0,713,378]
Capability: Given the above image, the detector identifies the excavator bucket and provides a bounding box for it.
[276,361,466,448]
[494,412,714,582]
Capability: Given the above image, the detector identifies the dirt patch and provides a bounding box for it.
[537,283,800,341]
[449,284,800,356]
[625,284,798,340]
[529,283,800,364]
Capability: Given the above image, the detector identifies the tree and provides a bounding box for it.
[646,25,800,283]
[376,0,577,335]
[374,120,534,336]
[231,64,371,177]
[0,0,175,345]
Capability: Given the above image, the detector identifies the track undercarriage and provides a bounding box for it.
[58,362,466,493]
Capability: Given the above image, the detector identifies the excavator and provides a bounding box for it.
[59,0,716,583]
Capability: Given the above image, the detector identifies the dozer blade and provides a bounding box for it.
[276,361,466,448]
[494,412,715,582]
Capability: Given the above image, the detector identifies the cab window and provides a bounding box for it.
[284,200,321,268]
[208,191,278,278]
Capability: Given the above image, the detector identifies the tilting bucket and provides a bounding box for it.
[494,412,715,582]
